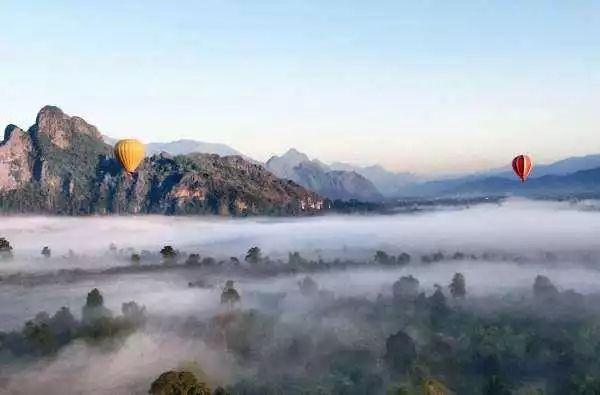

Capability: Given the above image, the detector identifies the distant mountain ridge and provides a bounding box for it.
[397,154,600,197]
[449,166,600,197]
[0,106,326,215]
[266,149,383,202]
[489,154,600,179]
[146,139,244,157]
[103,136,250,159]
[329,162,418,197]
[104,136,600,199]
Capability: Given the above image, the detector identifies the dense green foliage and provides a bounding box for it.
[4,245,600,394]
[0,288,145,358]
[202,273,600,394]
[0,237,13,260]
[149,371,211,395]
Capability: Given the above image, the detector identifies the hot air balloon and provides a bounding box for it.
[114,139,145,173]
[512,154,533,183]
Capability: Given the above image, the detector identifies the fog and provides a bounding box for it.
[2,199,600,270]
[1,198,600,394]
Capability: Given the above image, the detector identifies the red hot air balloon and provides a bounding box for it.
[512,154,533,182]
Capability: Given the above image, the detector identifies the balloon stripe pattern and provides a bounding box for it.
[512,154,533,183]
[115,139,145,173]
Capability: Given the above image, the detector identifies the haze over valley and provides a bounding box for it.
[2,200,600,393]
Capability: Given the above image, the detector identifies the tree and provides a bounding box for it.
[48,307,78,340]
[482,375,512,395]
[221,280,241,308]
[449,273,466,299]
[201,257,216,267]
[160,245,178,264]
[0,237,13,260]
[392,275,420,301]
[422,252,444,264]
[245,246,262,264]
[567,375,600,394]
[86,288,103,307]
[429,285,449,328]
[121,301,146,324]
[374,250,394,265]
[397,252,411,265]
[41,246,51,258]
[288,251,307,266]
[422,379,453,395]
[130,253,141,264]
[533,275,559,300]
[385,330,417,373]
[82,288,112,324]
[298,276,319,296]
[185,253,200,266]
[149,371,211,395]
[22,320,57,356]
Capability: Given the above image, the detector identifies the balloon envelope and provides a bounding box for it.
[114,139,145,173]
[512,154,533,182]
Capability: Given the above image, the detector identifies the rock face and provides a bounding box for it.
[0,125,34,191]
[0,106,326,215]
[33,105,102,149]
[266,149,383,202]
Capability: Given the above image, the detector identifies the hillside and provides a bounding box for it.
[266,149,383,202]
[398,154,600,198]
[0,106,326,215]
[450,167,600,197]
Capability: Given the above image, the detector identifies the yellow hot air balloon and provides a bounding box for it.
[114,139,145,173]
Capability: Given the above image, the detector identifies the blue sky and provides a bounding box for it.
[1,1,599,174]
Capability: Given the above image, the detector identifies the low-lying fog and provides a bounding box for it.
[1,198,600,394]
[2,198,600,330]
[3,198,600,268]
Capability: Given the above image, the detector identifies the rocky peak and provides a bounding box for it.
[35,105,66,125]
[266,148,383,202]
[279,148,311,165]
[265,148,313,182]
[3,125,24,143]
[32,105,103,148]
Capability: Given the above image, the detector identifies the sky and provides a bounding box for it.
[1,1,599,174]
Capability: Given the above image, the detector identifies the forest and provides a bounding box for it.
[2,237,600,394]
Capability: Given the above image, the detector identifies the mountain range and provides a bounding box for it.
[2,106,598,214]
[103,138,385,202]
[446,167,600,197]
[0,106,325,215]
[396,155,600,198]
[329,162,418,197]
[103,135,249,160]
[121,134,600,200]
[137,139,600,199]
[265,149,384,202]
